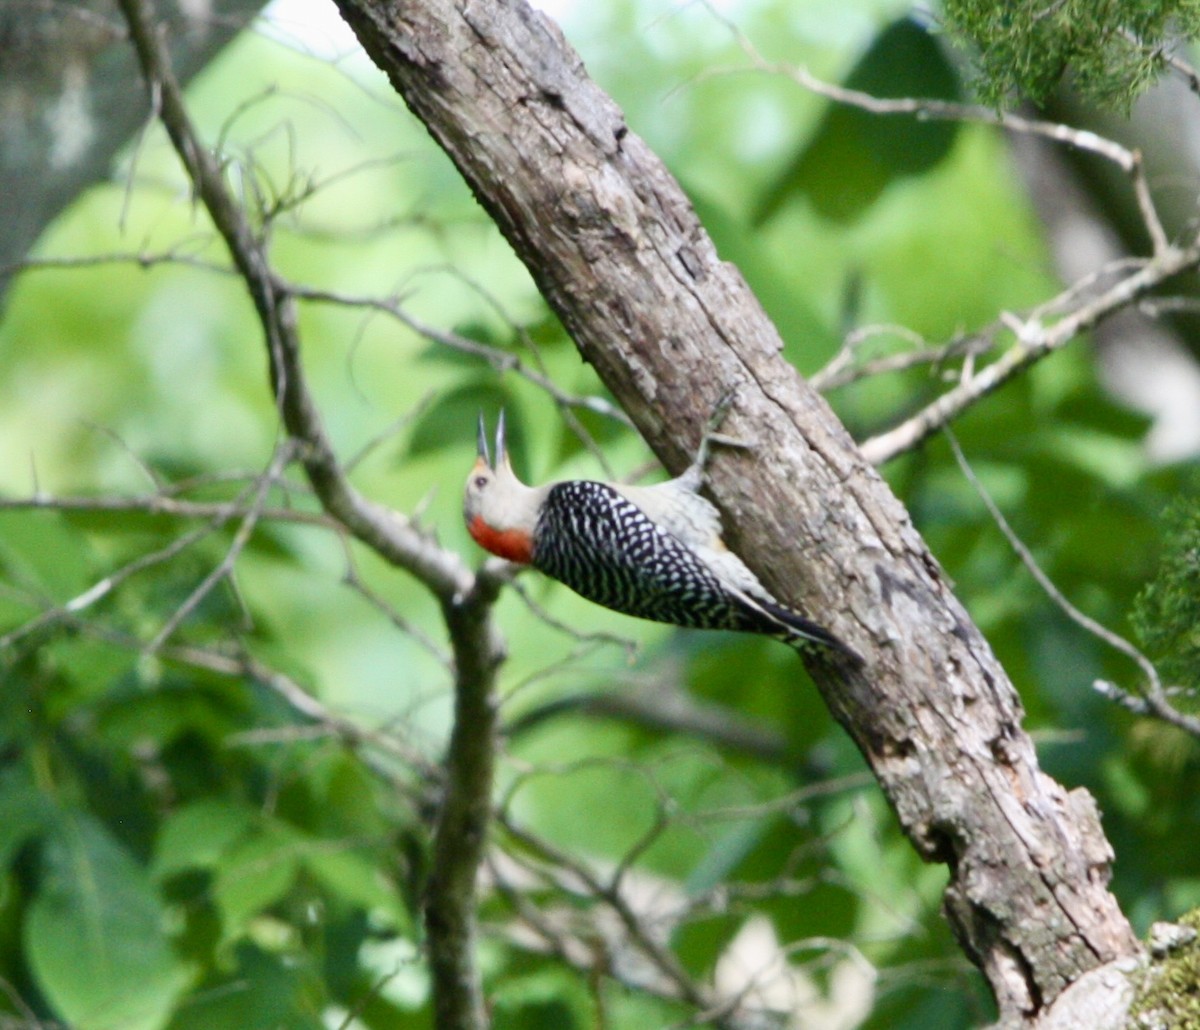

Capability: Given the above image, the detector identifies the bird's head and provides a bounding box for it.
[463,410,542,564]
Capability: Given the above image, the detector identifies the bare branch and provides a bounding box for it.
[506,682,793,766]
[861,244,1200,464]
[811,324,993,393]
[1,244,234,283]
[113,3,505,1026]
[0,490,334,528]
[487,857,695,1010]
[498,812,729,1023]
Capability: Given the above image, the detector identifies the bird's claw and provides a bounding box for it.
[692,386,754,473]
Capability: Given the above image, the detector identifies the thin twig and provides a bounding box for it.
[704,2,1171,254]
[343,390,437,474]
[338,535,452,666]
[420,264,624,477]
[171,639,439,776]
[0,520,220,651]
[1118,26,1200,101]
[812,325,993,393]
[497,813,730,1023]
[2,246,632,461]
[147,439,296,651]
[286,281,631,426]
[506,576,639,659]
[0,243,234,283]
[946,431,1200,737]
[1163,48,1200,98]
[505,684,793,765]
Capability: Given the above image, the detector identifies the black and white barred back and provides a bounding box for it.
[530,480,852,656]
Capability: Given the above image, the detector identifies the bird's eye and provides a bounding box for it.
[473,475,489,489]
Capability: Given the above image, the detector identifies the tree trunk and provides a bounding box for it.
[327,0,1141,1021]
[0,0,263,308]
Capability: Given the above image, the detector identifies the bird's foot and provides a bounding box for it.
[691,386,753,473]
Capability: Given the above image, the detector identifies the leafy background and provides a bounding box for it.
[1,0,1198,1026]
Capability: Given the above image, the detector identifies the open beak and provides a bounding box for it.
[476,411,492,469]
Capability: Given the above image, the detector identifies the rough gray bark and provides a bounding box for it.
[0,0,262,307]
[327,0,1141,1022]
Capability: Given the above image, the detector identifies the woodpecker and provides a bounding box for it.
[463,409,861,664]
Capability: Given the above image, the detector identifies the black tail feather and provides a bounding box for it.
[755,597,864,667]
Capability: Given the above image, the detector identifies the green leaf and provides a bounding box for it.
[303,846,408,930]
[491,967,591,1030]
[26,814,189,1030]
[685,817,769,896]
[153,800,258,880]
[672,912,742,980]
[0,766,56,871]
[0,511,91,601]
[96,684,243,749]
[212,823,301,944]
[58,506,183,537]
[164,942,325,1030]
[756,18,961,224]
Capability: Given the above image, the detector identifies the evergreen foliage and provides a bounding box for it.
[1133,494,1200,693]
[942,0,1200,111]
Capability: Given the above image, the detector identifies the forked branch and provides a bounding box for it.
[327,0,1141,1020]
[114,2,504,1027]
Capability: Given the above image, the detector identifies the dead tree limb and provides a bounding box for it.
[328,0,1141,1021]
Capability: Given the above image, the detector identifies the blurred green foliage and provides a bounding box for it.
[1,1,1198,1027]
[756,16,962,224]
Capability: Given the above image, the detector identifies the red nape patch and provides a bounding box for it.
[469,516,533,564]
